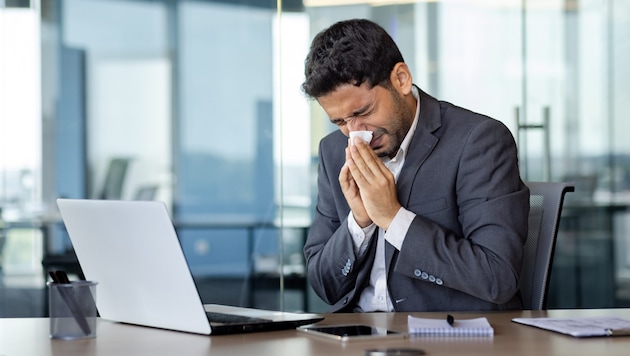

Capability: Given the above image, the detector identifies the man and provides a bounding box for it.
[302,19,529,313]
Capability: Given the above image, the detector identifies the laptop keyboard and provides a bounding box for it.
[206,312,271,325]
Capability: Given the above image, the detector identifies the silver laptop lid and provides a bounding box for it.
[57,199,212,334]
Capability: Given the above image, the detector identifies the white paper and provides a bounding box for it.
[512,316,630,337]
[349,131,373,145]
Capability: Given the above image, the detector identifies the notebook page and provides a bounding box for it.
[408,315,494,337]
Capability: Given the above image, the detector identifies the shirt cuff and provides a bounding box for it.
[348,211,376,255]
[384,207,415,250]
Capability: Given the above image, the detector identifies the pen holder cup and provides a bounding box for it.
[48,281,98,339]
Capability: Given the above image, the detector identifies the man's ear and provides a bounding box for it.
[390,62,413,95]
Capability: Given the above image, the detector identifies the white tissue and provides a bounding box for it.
[349,131,373,145]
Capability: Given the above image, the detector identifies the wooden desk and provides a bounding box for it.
[2,309,630,355]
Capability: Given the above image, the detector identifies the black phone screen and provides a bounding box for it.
[307,325,400,337]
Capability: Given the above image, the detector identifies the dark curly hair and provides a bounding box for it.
[301,19,404,99]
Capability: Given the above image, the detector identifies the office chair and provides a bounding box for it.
[133,185,159,201]
[520,181,575,310]
[99,158,130,200]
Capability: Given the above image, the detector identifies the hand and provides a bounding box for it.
[339,147,371,227]
[344,137,401,230]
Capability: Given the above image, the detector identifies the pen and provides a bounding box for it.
[49,271,92,336]
[447,314,455,327]
[605,328,630,336]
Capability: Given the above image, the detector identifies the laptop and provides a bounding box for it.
[56,198,323,335]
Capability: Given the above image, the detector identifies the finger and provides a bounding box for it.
[356,139,393,177]
[340,158,361,191]
[344,147,364,182]
[346,152,371,187]
[339,162,352,188]
[349,141,382,181]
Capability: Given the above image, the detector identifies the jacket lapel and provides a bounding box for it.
[385,88,442,278]
[395,88,441,207]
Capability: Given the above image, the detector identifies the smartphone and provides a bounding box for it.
[298,324,408,342]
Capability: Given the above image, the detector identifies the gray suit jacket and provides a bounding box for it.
[304,88,530,312]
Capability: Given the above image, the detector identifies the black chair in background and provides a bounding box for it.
[99,158,130,200]
[520,181,575,310]
[42,157,132,282]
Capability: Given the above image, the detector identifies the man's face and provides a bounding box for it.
[317,82,415,158]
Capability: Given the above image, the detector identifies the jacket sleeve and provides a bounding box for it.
[303,138,375,309]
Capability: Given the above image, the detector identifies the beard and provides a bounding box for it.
[375,89,415,158]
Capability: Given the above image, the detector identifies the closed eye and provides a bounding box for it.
[330,118,347,127]
[329,105,374,127]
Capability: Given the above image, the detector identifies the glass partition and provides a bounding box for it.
[2,0,630,317]
[39,0,315,313]
[0,1,44,290]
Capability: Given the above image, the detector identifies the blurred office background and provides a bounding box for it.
[1,0,630,316]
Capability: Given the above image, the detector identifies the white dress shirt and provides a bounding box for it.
[349,86,421,312]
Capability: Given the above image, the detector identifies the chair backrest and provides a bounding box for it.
[99,158,130,200]
[520,181,574,310]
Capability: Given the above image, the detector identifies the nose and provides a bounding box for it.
[346,117,366,132]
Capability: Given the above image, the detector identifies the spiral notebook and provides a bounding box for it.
[408,315,494,337]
